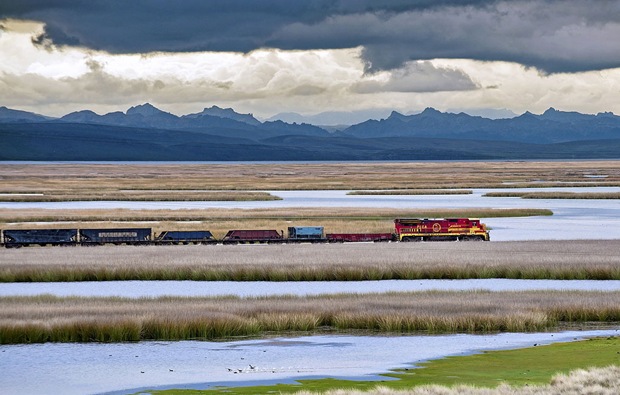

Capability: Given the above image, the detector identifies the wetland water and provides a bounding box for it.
[1,330,618,395]
[2,185,619,393]
[2,279,620,298]
[2,187,620,241]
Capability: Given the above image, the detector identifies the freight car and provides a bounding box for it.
[155,231,217,245]
[326,233,394,243]
[394,218,489,241]
[288,226,325,242]
[80,228,152,245]
[221,229,284,244]
[2,229,78,248]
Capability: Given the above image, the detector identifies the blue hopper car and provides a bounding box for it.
[155,230,217,244]
[2,229,78,247]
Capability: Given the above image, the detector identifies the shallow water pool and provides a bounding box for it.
[1,330,618,395]
[2,279,620,298]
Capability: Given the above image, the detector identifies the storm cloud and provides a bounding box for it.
[2,0,620,73]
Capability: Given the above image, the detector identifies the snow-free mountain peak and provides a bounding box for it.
[60,110,101,123]
[419,107,443,117]
[184,105,261,126]
[0,106,50,122]
[126,103,174,117]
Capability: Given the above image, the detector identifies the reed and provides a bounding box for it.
[1,291,619,344]
[2,161,619,195]
[1,241,618,282]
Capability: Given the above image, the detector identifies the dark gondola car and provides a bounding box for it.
[222,229,283,244]
[2,229,78,247]
[155,230,217,244]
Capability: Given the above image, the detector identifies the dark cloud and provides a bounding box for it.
[2,0,619,73]
[353,61,478,93]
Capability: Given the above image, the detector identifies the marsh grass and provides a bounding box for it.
[484,192,620,199]
[1,241,618,282]
[0,191,281,202]
[1,161,620,196]
[1,291,619,344]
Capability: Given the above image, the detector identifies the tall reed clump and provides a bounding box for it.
[140,315,262,340]
[331,312,549,333]
[1,319,143,343]
[1,291,619,344]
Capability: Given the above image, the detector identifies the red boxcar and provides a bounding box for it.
[394,218,489,241]
[222,229,283,244]
[326,233,394,243]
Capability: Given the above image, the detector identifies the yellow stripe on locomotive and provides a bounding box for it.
[394,218,489,241]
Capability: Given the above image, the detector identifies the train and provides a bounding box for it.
[0,218,490,248]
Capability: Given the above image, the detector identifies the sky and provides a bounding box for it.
[1,0,620,123]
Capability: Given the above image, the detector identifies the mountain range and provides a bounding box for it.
[1,104,620,160]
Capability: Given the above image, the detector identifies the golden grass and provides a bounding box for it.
[1,161,619,196]
[1,290,619,343]
[1,240,619,282]
[0,191,281,202]
[292,366,620,395]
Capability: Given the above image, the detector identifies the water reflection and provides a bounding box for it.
[1,187,620,241]
[2,279,620,298]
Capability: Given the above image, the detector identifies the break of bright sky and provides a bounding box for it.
[1,0,620,123]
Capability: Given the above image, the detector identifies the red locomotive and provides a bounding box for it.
[394,218,490,241]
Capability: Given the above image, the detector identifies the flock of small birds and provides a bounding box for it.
[125,352,307,375]
[227,364,258,374]
[226,364,305,374]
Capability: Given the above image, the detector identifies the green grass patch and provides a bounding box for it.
[143,336,620,394]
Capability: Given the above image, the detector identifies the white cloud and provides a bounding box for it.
[0,19,89,78]
[1,18,620,119]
